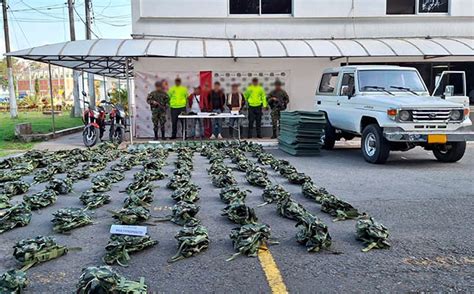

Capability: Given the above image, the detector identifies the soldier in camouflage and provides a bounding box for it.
[146,81,170,140]
[268,80,290,139]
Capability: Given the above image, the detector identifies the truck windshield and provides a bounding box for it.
[358,70,426,93]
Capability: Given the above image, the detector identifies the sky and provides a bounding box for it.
[0,0,132,55]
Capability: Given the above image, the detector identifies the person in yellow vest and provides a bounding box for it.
[244,78,268,138]
[168,77,189,139]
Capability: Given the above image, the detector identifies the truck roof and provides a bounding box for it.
[323,65,418,73]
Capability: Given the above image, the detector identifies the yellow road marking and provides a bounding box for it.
[258,245,288,294]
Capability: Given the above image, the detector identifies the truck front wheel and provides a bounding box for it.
[432,142,466,163]
[361,124,391,164]
[321,121,336,150]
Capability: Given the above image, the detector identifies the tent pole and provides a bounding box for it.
[48,61,56,136]
[81,70,86,110]
[103,75,107,100]
[125,58,133,145]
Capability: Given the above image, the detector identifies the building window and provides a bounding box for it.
[387,0,416,14]
[419,0,449,13]
[230,0,292,15]
[387,0,449,15]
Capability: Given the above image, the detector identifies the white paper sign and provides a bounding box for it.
[110,225,147,236]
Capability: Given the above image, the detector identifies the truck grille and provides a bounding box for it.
[411,109,451,122]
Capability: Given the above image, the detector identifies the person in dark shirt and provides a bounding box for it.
[226,83,245,138]
[268,79,290,139]
[208,81,226,139]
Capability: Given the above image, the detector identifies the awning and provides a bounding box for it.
[7,37,473,78]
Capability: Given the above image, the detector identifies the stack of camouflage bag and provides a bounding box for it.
[104,234,158,266]
[77,266,147,294]
[0,203,31,234]
[169,223,209,263]
[356,216,390,252]
[52,208,92,233]
[13,236,68,270]
[0,270,28,293]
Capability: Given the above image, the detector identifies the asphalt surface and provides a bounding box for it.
[1,143,473,293]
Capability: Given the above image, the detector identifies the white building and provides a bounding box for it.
[131,0,474,114]
[8,0,474,138]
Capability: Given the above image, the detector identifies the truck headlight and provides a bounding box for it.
[399,110,411,122]
[449,110,463,121]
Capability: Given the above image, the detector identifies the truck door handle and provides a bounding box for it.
[337,102,341,106]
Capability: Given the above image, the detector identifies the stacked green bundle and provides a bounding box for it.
[279,111,327,156]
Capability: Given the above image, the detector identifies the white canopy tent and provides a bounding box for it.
[6,37,474,143]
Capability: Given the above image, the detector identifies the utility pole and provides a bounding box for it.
[2,0,18,118]
[84,0,96,109]
[67,0,81,117]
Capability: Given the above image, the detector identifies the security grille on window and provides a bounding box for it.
[387,0,449,14]
[419,0,449,13]
[230,0,292,15]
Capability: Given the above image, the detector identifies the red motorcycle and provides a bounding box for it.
[82,91,107,147]
[108,100,127,144]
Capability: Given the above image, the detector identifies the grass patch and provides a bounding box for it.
[0,112,82,155]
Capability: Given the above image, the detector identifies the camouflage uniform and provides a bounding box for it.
[268,89,290,138]
[146,90,170,139]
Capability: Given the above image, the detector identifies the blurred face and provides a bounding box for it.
[232,85,239,93]
[175,79,181,86]
[194,88,201,95]
[275,84,282,91]
[252,79,258,86]
[214,83,221,91]
[155,85,162,91]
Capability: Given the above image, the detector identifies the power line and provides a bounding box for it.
[8,9,31,47]
[73,4,99,39]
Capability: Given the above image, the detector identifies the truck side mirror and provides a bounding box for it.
[443,85,454,97]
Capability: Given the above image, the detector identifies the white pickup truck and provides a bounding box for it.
[316,65,473,164]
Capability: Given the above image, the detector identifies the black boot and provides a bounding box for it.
[229,128,233,139]
[161,127,166,140]
[153,129,159,140]
[271,129,278,139]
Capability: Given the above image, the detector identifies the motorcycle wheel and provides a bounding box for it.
[110,125,124,144]
[83,126,99,147]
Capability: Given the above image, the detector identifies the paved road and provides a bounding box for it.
[0,144,473,293]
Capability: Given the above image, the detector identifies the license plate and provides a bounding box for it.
[428,134,447,144]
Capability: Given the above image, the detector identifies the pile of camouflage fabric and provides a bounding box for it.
[171,184,200,203]
[166,201,200,226]
[80,190,111,209]
[111,206,151,225]
[295,214,332,252]
[1,180,30,197]
[103,234,158,266]
[52,208,92,233]
[23,189,58,210]
[245,166,270,188]
[169,222,209,263]
[261,184,290,206]
[220,185,248,204]
[356,216,390,252]
[91,175,112,193]
[227,223,275,261]
[0,269,28,293]
[0,203,31,234]
[46,178,73,195]
[13,235,68,270]
[77,266,147,294]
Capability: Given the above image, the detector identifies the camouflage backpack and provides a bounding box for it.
[261,184,290,205]
[295,214,332,252]
[2,181,30,197]
[219,185,248,204]
[0,203,31,234]
[80,191,111,209]
[279,165,298,178]
[67,169,90,182]
[245,172,270,188]
[46,178,73,195]
[321,196,360,221]
[166,175,191,190]
[0,269,28,293]
[228,223,276,261]
[356,216,390,252]
[169,224,209,263]
[212,173,237,188]
[23,189,58,210]
[277,197,310,221]
[52,208,92,233]
[0,195,11,209]
[222,202,258,225]
[0,171,21,183]
[91,176,112,193]
[169,201,200,226]
[32,168,57,184]
[235,159,254,172]
[104,234,158,266]
[171,184,200,203]
[302,181,330,204]
[111,206,150,225]
[287,172,311,185]
[13,236,68,270]
[77,266,147,294]
[104,171,125,183]
[11,162,36,176]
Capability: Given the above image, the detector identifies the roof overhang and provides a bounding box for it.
[6,37,473,79]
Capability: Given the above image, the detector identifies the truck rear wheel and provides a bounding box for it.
[433,142,466,163]
[361,124,390,164]
[321,121,336,150]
